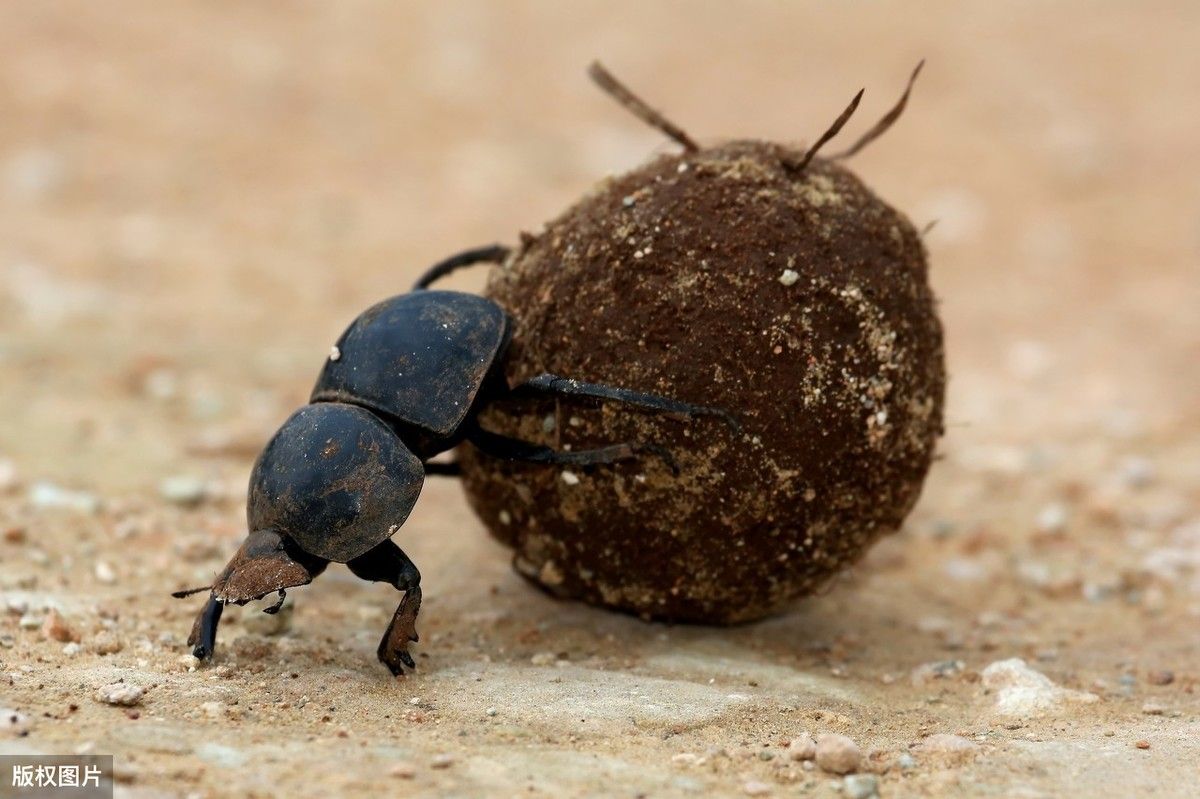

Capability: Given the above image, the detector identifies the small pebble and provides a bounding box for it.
[1147,669,1174,686]
[1135,740,1150,750]
[430,753,454,769]
[390,763,416,779]
[815,733,862,775]
[560,471,580,486]
[778,269,800,286]
[1035,503,1069,534]
[90,631,123,655]
[843,774,879,799]
[787,732,816,761]
[1117,456,1155,488]
[0,459,17,492]
[41,609,78,643]
[915,734,979,756]
[96,682,144,707]
[29,482,99,513]
[2,708,30,736]
[62,642,83,656]
[742,780,771,796]
[95,561,117,584]
[896,753,916,771]
[159,475,207,506]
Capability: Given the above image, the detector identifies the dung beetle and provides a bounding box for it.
[172,245,734,674]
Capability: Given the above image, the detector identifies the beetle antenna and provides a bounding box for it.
[588,61,700,153]
[171,585,212,599]
[790,88,864,172]
[832,60,924,160]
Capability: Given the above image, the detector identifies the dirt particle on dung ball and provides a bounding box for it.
[815,733,863,775]
[459,138,944,623]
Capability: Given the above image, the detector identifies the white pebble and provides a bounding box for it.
[0,458,18,492]
[1118,457,1155,489]
[843,774,879,799]
[2,708,30,736]
[159,475,207,506]
[981,658,1097,717]
[95,561,117,584]
[1035,503,1069,534]
[779,269,800,286]
[95,682,144,707]
[560,471,580,486]
[29,482,99,514]
[329,345,341,361]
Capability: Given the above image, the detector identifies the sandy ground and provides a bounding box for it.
[2,3,1199,797]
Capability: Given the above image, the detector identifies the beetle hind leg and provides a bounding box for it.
[347,540,422,675]
[508,373,739,432]
[466,423,680,474]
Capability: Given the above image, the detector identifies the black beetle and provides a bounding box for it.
[173,245,733,674]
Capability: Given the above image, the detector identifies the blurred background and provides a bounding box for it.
[1,3,1197,796]
[2,1,1196,488]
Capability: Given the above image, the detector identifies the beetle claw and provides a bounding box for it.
[377,586,422,675]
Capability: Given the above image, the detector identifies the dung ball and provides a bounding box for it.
[458,139,944,623]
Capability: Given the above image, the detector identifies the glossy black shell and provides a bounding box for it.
[248,403,424,562]
[312,291,511,449]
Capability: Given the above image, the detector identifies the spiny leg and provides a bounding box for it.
[508,373,739,432]
[466,423,678,473]
[412,244,510,291]
[347,540,422,675]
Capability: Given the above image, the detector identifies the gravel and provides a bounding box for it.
[815,733,863,775]
[843,774,880,799]
[96,682,145,707]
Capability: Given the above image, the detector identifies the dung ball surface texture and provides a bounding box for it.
[459,140,945,623]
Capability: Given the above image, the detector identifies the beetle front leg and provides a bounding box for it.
[347,540,422,675]
[187,593,224,660]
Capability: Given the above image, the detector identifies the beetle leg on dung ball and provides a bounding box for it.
[507,373,739,433]
[466,423,679,474]
[411,244,511,291]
